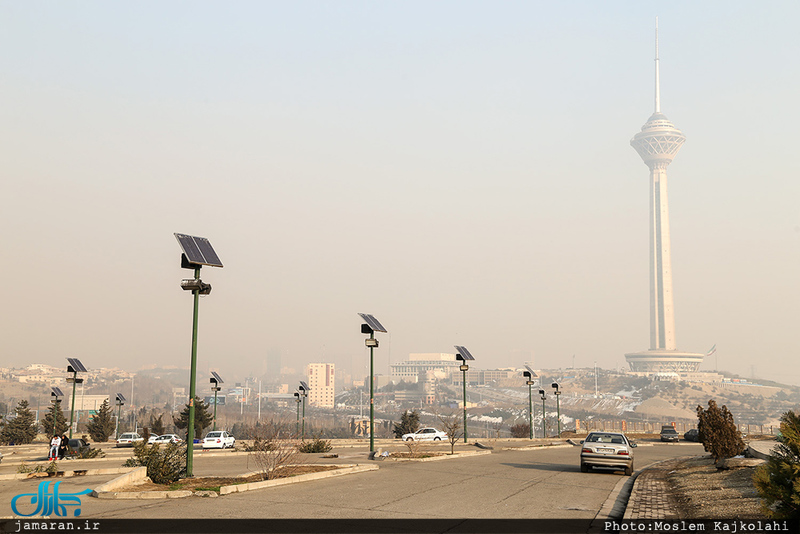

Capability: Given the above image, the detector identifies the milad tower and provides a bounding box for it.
[625,21,704,374]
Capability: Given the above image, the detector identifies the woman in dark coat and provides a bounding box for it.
[58,433,69,459]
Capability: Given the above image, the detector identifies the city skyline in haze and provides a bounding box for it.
[1,3,798,385]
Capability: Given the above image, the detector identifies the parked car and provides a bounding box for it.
[401,428,447,442]
[660,425,680,442]
[202,431,235,449]
[115,432,144,447]
[683,428,699,442]
[67,438,91,452]
[152,434,183,445]
[147,435,160,444]
[580,431,636,476]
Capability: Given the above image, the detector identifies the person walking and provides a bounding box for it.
[58,433,69,459]
[49,434,61,461]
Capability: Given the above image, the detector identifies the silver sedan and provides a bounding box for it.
[580,431,636,476]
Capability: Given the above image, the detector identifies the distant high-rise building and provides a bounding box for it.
[625,21,705,374]
[306,363,335,408]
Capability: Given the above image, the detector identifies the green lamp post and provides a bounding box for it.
[552,382,562,438]
[358,314,387,453]
[454,346,476,444]
[539,389,547,438]
[523,369,536,440]
[210,372,223,431]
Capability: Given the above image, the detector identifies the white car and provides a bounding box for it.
[147,435,159,444]
[202,431,235,449]
[115,432,144,447]
[401,428,448,442]
[152,434,183,445]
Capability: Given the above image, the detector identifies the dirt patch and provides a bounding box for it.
[118,465,339,493]
[667,455,765,519]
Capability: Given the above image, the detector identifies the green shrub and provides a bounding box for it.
[123,442,186,485]
[753,410,800,519]
[297,438,332,453]
[696,399,745,463]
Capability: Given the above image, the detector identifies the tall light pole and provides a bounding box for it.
[174,233,223,478]
[65,359,87,439]
[539,389,547,438]
[358,314,387,453]
[294,392,301,435]
[298,381,309,439]
[523,367,537,440]
[210,372,223,431]
[454,346,475,444]
[114,393,126,440]
[552,382,562,438]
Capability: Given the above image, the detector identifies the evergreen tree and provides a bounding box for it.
[0,400,38,445]
[86,399,116,442]
[173,397,213,440]
[150,413,166,436]
[753,410,800,519]
[393,410,420,438]
[696,399,745,463]
[42,399,68,437]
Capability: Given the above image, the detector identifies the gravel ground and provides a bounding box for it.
[667,455,767,519]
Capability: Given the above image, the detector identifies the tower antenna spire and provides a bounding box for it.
[655,16,660,113]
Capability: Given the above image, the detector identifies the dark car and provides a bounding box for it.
[683,428,699,442]
[660,425,680,442]
[67,438,91,452]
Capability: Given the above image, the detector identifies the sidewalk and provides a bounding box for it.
[623,440,777,519]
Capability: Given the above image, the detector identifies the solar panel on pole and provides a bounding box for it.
[357,313,387,333]
[116,393,126,403]
[51,387,64,397]
[454,346,475,361]
[299,381,310,392]
[524,365,538,377]
[174,234,224,268]
[67,358,87,373]
[211,371,224,384]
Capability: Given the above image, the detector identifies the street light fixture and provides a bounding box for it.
[114,393,126,440]
[65,358,87,439]
[50,388,64,438]
[454,346,475,444]
[174,233,223,478]
[298,382,310,439]
[523,366,538,440]
[293,391,301,435]
[358,313,387,453]
[538,389,547,438]
[210,372,223,431]
[552,382,562,438]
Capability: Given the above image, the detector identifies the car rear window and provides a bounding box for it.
[206,432,222,438]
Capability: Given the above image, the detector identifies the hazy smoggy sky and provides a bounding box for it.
[1,2,798,385]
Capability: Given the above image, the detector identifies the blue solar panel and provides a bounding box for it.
[174,233,224,268]
[358,313,387,333]
[454,346,475,361]
[67,358,87,373]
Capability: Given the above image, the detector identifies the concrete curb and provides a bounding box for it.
[91,467,148,496]
[0,467,135,482]
[220,464,378,495]
[385,450,492,462]
[747,442,778,461]
[501,443,573,451]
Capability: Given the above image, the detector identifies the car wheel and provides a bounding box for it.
[406,437,413,441]
[434,437,441,441]
[580,463,589,473]
[624,464,633,476]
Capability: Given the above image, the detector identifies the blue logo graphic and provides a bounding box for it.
[11,481,92,517]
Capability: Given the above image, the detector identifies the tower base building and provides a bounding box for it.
[624,349,705,373]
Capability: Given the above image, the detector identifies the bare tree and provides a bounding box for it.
[248,420,302,480]
[492,421,504,440]
[437,412,463,455]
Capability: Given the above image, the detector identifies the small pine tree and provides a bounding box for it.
[696,399,745,463]
[41,399,69,437]
[150,413,166,436]
[173,397,213,440]
[0,400,38,445]
[393,410,420,438]
[753,410,800,519]
[87,399,116,442]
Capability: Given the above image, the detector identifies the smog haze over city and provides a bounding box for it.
[1,2,798,385]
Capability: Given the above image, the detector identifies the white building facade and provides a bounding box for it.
[306,363,335,408]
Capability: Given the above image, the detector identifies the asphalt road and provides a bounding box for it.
[1,441,706,520]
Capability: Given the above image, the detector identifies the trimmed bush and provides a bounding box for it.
[123,442,186,485]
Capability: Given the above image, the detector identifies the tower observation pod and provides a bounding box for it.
[625,19,705,374]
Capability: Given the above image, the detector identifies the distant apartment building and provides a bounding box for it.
[390,353,459,382]
[306,363,335,408]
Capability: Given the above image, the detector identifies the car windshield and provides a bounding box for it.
[586,434,625,443]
